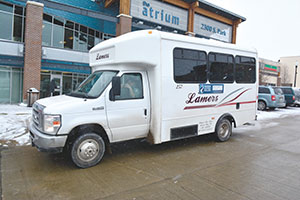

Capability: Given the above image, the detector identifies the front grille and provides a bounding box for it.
[32,102,44,131]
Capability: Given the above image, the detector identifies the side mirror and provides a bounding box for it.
[110,76,121,101]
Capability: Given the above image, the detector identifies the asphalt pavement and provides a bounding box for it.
[1,114,300,200]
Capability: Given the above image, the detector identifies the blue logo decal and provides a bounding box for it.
[199,84,224,94]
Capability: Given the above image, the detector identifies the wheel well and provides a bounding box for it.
[64,124,110,152]
[217,114,236,128]
[258,99,267,105]
[258,99,267,109]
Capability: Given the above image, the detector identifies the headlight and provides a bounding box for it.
[43,114,61,135]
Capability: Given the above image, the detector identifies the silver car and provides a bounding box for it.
[258,86,286,110]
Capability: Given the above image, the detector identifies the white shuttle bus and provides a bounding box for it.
[30,30,258,168]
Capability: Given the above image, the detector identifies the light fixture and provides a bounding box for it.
[156,26,162,30]
[137,21,144,25]
[294,61,298,87]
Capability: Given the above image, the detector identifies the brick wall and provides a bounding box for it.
[116,14,132,36]
[23,1,44,100]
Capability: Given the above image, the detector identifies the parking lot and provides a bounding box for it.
[1,112,300,200]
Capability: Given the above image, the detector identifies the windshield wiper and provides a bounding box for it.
[68,92,92,99]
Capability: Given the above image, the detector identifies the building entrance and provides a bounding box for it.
[40,70,89,99]
[50,74,62,96]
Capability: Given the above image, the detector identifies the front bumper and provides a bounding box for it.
[29,123,67,153]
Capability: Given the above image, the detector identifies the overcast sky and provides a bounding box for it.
[206,0,300,61]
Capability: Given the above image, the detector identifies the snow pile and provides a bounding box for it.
[0,105,300,147]
[0,104,32,147]
[257,107,300,121]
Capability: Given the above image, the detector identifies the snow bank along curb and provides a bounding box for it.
[0,104,32,147]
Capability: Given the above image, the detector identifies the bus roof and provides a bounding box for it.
[89,30,257,67]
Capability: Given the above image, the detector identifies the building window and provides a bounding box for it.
[0,66,23,103]
[209,53,234,83]
[0,2,25,42]
[173,48,207,83]
[0,11,13,40]
[42,14,52,46]
[41,13,114,52]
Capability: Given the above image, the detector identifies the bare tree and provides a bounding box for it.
[259,73,269,85]
[280,64,292,86]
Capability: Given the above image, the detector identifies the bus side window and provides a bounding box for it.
[173,47,207,83]
[115,73,143,100]
[209,53,234,83]
[235,56,256,83]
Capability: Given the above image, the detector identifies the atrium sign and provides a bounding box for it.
[130,0,188,31]
[194,14,232,43]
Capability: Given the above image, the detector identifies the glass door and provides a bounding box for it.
[50,74,62,96]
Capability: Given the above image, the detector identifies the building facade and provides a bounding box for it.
[0,0,245,103]
[279,56,300,87]
[259,58,281,86]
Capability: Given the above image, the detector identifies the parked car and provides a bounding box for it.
[280,87,296,107]
[258,86,286,110]
[292,88,300,107]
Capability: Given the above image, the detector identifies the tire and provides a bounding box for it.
[70,133,105,168]
[214,118,232,142]
[268,107,275,111]
[258,101,266,111]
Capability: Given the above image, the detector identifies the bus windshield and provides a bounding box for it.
[68,70,118,98]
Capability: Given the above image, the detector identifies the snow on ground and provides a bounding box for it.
[0,104,32,147]
[0,104,300,147]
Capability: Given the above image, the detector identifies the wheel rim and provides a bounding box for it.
[77,139,100,162]
[258,102,265,110]
[219,123,229,139]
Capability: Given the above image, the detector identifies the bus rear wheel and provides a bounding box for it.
[214,118,232,142]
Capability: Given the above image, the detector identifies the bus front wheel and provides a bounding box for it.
[70,133,105,168]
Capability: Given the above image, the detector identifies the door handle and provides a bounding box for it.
[144,108,147,116]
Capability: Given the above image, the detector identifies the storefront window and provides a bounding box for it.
[0,66,23,104]
[40,71,89,98]
[0,67,10,103]
[40,73,50,98]
[11,68,23,103]
[63,73,72,94]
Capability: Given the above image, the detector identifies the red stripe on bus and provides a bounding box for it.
[184,104,216,110]
[218,100,256,107]
[184,100,256,110]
